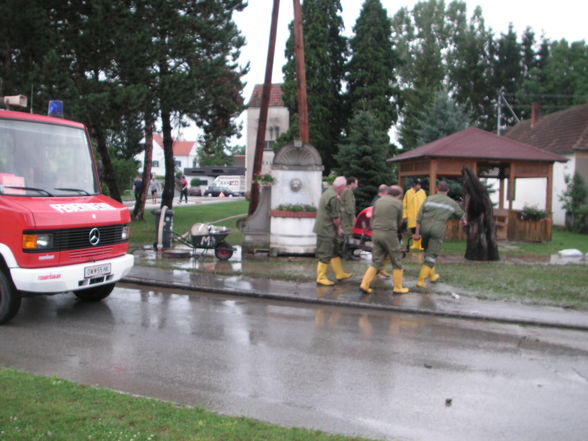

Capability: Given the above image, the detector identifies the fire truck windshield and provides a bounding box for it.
[0,118,98,197]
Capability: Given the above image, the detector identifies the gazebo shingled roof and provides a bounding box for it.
[389,127,567,163]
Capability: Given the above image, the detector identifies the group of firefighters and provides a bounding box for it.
[313,176,465,294]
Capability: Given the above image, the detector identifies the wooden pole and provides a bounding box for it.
[293,0,309,142]
[508,162,515,211]
[546,163,553,218]
[248,0,280,216]
[430,159,438,194]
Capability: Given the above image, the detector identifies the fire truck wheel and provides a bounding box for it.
[74,283,115,302]
[0,271,22,325]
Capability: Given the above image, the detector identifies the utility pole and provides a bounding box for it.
[496,89,502,135]
[293,0,309,142]
[496,87,520,135]
[248,0,280,216]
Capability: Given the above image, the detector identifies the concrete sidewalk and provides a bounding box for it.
[122,263,588,332]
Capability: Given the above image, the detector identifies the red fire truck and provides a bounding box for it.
[0,96,134,324]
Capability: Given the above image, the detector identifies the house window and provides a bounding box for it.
[175,160,181,168]
[264,140,274,151]
[152,160,159,168]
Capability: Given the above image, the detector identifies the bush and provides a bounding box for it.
[276,203,317,212]
[518,205,546,221]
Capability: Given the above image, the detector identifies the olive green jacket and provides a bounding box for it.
[339,187,356,233]
[313,187,340,238]
[417,193,464,237]
[372,195,403,232]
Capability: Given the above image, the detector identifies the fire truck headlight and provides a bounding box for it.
[121,225,129,241]
[23,233,54,250]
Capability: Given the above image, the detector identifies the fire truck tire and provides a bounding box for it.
[0,271,22,325]
[74,283,115,302]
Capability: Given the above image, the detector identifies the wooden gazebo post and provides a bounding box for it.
[508,161,515,212]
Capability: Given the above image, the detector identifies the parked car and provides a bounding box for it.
[204,186,235,197]
[188,187,202,196]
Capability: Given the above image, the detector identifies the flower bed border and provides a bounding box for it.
[269,210,317,218]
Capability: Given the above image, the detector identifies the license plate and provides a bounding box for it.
[84,263,111,278]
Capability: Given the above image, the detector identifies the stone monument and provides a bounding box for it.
[269,141,323,255]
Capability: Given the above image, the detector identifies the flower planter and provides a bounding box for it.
[510,211,552,242]
[269,210,316,218]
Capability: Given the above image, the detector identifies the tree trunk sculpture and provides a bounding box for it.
[462,166,500,261]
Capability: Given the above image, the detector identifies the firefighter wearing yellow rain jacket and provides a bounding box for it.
[313,176,352,286]
[413,181,465,288]
[403,179,427,250]
[359,186,409,295]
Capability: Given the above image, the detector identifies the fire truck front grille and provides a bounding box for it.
[68,247,114,260]
[24,225,127,253]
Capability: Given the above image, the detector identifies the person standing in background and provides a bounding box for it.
[179,175,189,203]
[133,176,143,202]
[149,176,160,204]
[340,176,359,260]
[403,178,427,251]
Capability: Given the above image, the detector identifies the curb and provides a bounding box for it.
[121,276,588,332]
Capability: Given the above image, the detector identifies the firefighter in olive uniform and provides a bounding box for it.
[359,185,409,294]
[413,181,465,288]
[340,176,358,260]
[313,176,352,285]
[403,178,427,250]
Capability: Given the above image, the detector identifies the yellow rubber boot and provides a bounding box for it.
[316,262,335,286]
[360,266,378,294]
[331,257,352,281]
[411,238,424,251]
[392,269,409,294]
[416,265,430,288]
[430,266,440,283]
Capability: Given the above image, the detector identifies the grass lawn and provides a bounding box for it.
[0,369,372,441]
[130,200,248,249]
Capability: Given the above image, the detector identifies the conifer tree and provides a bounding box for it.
[335,111,394,212]
[415,90,470,145]
[346,0,400,136]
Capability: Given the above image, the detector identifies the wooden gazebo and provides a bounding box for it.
[388,127,567,241]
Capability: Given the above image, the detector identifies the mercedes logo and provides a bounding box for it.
[89,228,101,246]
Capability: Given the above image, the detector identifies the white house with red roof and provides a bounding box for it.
[135,134,197,177]
[506,103,588,225]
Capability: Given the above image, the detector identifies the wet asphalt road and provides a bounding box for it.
[1,285,588,441]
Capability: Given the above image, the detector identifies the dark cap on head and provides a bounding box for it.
[412,178,422,186]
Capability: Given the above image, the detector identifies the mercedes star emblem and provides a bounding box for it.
[89,228,100,246]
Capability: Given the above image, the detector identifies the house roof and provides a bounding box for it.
[388,127,567,163]
[247,84,284,108]
[153,134,195,156]
[505,103,588,153]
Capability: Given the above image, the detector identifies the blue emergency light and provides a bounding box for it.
[48,100,64,118]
